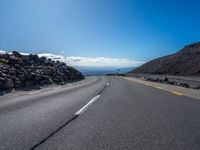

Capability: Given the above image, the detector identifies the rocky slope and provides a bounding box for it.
[130,42,200,76]
[0,51,84,91]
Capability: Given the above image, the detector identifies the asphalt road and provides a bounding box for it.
[0,76,107,150]
[1,76,200,150]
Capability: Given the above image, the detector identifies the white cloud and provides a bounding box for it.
[0,50,144,67]
[0,50,6,54]
[38,53,144,67]
[0,50,29,55]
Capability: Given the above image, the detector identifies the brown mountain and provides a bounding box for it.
[130,42,200,76]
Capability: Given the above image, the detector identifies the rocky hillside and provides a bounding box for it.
[130,42,200,76]
[0,51,84,91]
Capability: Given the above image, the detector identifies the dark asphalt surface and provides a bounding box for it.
[1,76,200,150]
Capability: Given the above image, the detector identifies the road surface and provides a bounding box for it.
[1,76,200,150]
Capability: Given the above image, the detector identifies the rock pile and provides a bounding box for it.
[0,51,84,91]
[143,76,190,88]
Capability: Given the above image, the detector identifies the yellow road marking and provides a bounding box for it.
[155,86,162,89]
[171,91,183,96]
[142,82,183,96]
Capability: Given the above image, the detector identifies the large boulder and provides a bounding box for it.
[14,78,23,88]
[25,81,35,87]
[12,51,22,58]
[4,79,14,89]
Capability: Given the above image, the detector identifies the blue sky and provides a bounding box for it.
[0,0,200,66]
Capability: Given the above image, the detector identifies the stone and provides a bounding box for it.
[34,74,43,81]
[4,79,14,89]
[14,78,23,88]
[0,77,6,82]
[12,51,22,58]
[9,69,16,76]
[179,83,189,88]
[25,81,35,87]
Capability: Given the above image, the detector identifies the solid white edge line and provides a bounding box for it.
[54,87,61,90]
[29,91,41,95]
[75,95,101,116]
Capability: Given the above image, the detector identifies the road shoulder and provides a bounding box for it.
[0,76,99,109]
[123,77,200,100]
